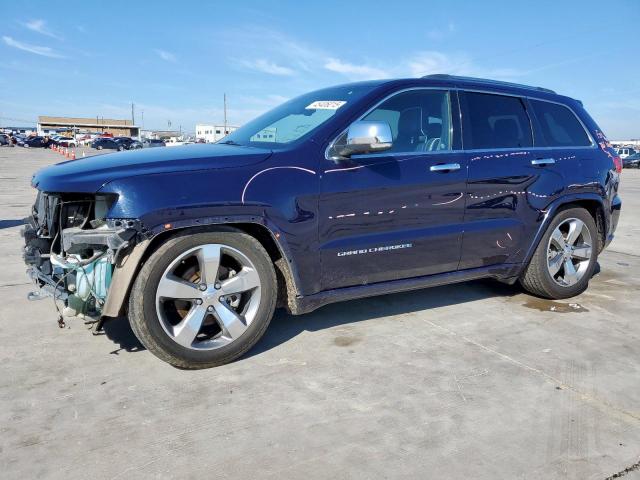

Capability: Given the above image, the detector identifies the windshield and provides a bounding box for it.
[220,85,375,148]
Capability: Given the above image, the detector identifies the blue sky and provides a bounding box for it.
[1,0,638,138]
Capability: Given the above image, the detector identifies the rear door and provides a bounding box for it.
[458,90,562,269]
[319,88,467,289]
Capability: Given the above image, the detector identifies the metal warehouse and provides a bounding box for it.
[37,116,140,137]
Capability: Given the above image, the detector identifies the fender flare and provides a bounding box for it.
[521,193,605,267]
[102,214,302,318]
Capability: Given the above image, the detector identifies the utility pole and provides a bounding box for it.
[223,93,227,136]
[131,103,135,124]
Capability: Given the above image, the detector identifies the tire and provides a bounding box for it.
[97,146,102,150]
[520,207,598,299]
[117,146,124,151]
[128,228,277,369]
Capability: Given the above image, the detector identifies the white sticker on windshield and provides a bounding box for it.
[305,100,346,110]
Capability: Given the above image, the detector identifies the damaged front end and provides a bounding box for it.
[22,191,141,325]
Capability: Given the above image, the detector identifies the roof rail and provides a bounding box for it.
[422,74,556,94]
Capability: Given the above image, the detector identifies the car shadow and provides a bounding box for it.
[98,316,146,354]
[244,278,520,360]
[0,219,25,230]
[96,279,521,359]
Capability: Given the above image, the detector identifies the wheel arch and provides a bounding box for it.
[522,193,606,268]
[103,219,301,319]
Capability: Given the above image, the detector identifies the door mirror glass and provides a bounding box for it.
[336,121,393,157]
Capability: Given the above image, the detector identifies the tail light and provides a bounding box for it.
[613,155,622,173]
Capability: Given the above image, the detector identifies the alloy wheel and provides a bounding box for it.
[546,218,593,287]
[155,244,261,350]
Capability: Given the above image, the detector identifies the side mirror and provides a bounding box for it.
[337,121,393,157]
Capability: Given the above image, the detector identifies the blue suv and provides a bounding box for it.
[24,75,622,368]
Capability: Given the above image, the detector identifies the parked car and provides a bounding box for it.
[142,139,166,148]
[164,138,185,147]
[622,152,640,168]
[0,134,10,146]
[128,140,143,149]
[14,135,29,146]
[24,75,622,369]
[615,147,637,159]
[91,137,124,151]
[113,137,140,150]
[23,136,54,148]
[56,137,77,148]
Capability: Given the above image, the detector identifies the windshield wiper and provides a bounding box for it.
[218,140,242,146]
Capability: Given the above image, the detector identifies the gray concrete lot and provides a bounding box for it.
[0,146,638,479]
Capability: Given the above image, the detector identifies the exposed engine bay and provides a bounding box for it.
[22,191,139,325]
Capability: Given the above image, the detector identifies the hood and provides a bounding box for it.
[31,144,272,193]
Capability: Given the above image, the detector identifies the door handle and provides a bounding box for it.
[430,163,461,172]
[531,158,556,166]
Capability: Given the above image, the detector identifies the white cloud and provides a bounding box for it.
[324,58,390,80]
[155,49,177,62]
[427,22,456,41]
[2,36,65,58]
[240,59,295,76]
[23,19,60,39]
[406,51,469,77]
[218,27,325,74]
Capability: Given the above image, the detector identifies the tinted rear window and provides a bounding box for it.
[463,92,532,149]
[529,99,591,147]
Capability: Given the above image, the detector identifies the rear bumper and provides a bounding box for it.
[605,194,622,248]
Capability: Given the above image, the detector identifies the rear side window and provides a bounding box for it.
[463,92,532,149]
[529,100,591,147]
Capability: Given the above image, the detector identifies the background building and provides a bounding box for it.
[1,126,36,135]
[143,130,184,140]
[37,116,140,137]
[195,124,238,143]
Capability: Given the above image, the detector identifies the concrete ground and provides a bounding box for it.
[0,146,638,480]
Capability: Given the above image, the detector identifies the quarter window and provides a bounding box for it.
[529,99,591,147]
[463,92,532,149]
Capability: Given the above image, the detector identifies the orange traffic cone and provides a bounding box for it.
[71,150,76,160]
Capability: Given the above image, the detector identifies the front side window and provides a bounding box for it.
[530,99,591,147]
[362,90,452,153]
[463,92,532,149]
[331,90,452,156]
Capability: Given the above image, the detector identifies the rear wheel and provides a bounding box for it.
[520,207,598,299]
[128,229,277,369]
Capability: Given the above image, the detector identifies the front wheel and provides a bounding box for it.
[128,229,277,369]
[520,207,598,299]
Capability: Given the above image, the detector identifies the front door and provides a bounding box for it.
[319,88,467,290]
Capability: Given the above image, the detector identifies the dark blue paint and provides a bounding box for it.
[30,77,621,305]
